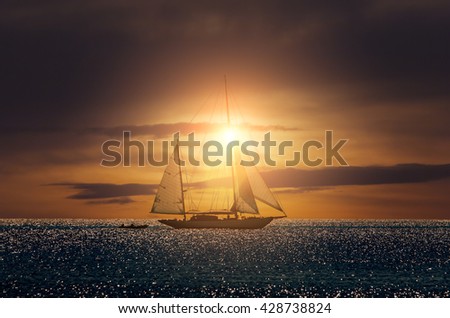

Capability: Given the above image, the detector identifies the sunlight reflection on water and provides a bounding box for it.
[1,219,449,297]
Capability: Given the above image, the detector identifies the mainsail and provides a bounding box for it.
[151,143,185,214]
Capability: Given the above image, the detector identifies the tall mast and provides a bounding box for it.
[175,140,187,221]
[225,75,231,126]
[224,75,238,219]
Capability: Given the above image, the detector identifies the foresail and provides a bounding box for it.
[233,163,259,214]
[246,165,284,213]
[151,144,185,214]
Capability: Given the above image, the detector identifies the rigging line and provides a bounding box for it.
[209,83,222,123]
[211,172,219,210]
[209,185,217,211]
[230,88,273,167]
[230,88,265,161]
[224,76,239,218]
[197,182,206,211]
[211,160,227,211]
[230,90,247,126]
[227,185,230,211]
[188,82,219,124]
[220,171,230,210]
[177,141,188,214]
[217,162,227,210]
[226,81,237,122]
[225,163,233,210]
[184,81,222,211]
[210,165,224,210]
[185,83,220,176]
[182,159,196,211]
[186,176,198,211]
[195,81,223,211]
[225,164,231,210]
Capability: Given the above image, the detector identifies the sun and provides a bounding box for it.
[215,126,246,146]
[221,126,247,144]
[222,128,237,142]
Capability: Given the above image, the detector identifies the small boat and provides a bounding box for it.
[119,223,148,229]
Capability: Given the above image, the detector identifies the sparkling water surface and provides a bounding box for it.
[1,219,449,297]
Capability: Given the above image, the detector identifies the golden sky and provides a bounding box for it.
[0,1,449,219]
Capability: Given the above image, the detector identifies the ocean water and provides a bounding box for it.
[1,219,449,297]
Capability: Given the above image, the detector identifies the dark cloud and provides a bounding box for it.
[86,197,136,205]
[274,186,334,194]
[262,164,450,189]
[52,183,157,199]
[1,0,449,129]
[80,122,299,138]
[192,164,450,190]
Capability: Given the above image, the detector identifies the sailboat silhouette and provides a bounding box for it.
[150,77,286,229]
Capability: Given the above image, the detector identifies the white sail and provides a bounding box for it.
[246,165,284,213]
[233,162,259,214]
[151,143,185,214]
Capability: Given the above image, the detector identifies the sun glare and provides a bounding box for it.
[222,128,237,143]
[220,126,247,144]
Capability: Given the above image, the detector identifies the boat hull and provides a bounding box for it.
[159,217,273,229]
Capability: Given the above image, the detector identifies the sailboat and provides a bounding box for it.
[150,77,286,229]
